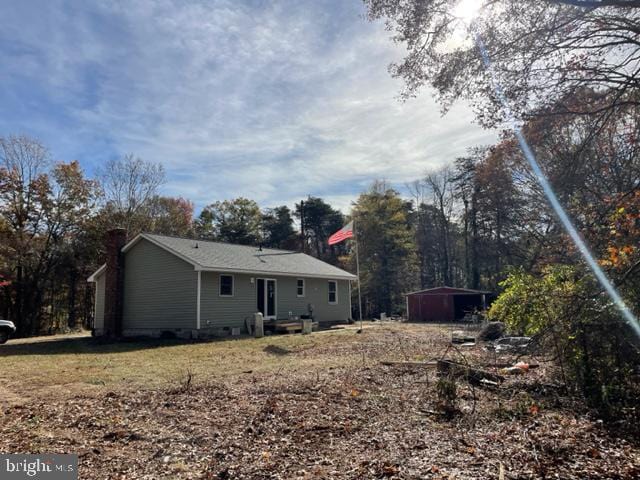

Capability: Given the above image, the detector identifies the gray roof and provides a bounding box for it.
[125,233,357,280]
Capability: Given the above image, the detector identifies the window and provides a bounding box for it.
[328,281,337,304]
[219,275,234,296]
[296,279,305,297]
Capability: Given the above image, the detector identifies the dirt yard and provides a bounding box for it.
[1,323,638,479]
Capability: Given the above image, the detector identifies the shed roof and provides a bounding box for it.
[405,286,491,296]
[115,233,357,280]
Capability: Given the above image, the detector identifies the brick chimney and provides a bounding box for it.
[103,228,127,337]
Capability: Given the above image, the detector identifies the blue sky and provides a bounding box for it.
[0,0,496,214]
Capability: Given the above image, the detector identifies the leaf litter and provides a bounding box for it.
[1,324,638,479]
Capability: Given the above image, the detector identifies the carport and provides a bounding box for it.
[405,287,491,322]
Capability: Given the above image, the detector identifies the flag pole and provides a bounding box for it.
[354,219,363,330]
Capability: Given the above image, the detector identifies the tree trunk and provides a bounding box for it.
[68,267,77,329]
[442,221,451,286]
[495,208,502,288]
[15,264,24,334]
[470,188,480,289]
[462,198,471,288]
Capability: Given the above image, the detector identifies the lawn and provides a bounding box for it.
[1,322,638,479]
[0,325,381,399]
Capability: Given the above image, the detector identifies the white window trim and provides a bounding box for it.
[296,278,305,297]
[219,274,234,297]
[328,280,338,305]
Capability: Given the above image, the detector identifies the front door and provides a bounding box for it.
[257,278,277,320]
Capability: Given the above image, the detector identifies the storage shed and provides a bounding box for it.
[405,287,491,322]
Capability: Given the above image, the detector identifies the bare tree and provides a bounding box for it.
[424,166,456,286]
[98,154,165,234]
[0,135,97,334]
[0,136,50,332]
[453,153,483,289]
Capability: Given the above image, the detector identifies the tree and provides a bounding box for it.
[364,1,640,127]
[196,198,262,245]
[474,144,522,286]
[352,181,418,317]
[482,91,640,276]
[98,154,165,235]
[409,167,461,288]
[146,196,194,237]
[602,190,640,314]
[294,196,344,261]
[0,135,98,335]
[409,190,437,289]
[262,206,298,250]
[424,166,456,285]
[453,152,483,289]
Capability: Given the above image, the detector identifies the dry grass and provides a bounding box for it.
[2,322,639,479]
[0,322,440,402]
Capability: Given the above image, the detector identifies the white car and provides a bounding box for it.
[0,320,16,344]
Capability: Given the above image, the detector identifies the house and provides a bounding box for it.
[88,229,356,338]
[405,287,492,322]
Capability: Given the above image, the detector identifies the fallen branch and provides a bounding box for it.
[380,360,438,367]
[481,362,540,369]
[437,360,504,385]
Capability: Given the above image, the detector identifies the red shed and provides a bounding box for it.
[405,287,491,322]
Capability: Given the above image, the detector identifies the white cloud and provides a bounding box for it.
[0,0,497,214]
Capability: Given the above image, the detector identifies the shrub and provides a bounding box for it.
[488,265,640,421]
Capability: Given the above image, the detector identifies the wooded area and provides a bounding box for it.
[362,0,640,422]
[1,0,639,424]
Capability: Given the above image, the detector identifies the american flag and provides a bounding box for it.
[328,221,354,245]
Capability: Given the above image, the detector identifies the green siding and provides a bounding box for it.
[200,273,351,329]
[123,238,197,330]
[308,277,351,321]
[94,274,105,330]
[274,276,350,322]
[200,273,254,329]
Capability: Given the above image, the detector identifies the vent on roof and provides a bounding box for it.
[193,242,199,249]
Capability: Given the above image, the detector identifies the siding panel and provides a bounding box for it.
[303,278,351,322]
[200,272,255,329]
[94,274,105,330]
[123,239,197,330]
[200,273,351,329]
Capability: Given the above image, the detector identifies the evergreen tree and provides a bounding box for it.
[352,181,418,317]
[262,206,298,250]
[294,196,344,261]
